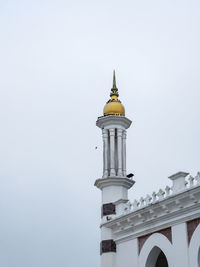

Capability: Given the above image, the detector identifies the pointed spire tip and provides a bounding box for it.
[113,70,117,89]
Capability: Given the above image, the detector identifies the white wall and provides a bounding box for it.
[111,220,200,267]
[116,239,138,267]
[171,223,189,267]
[102,186,128,203]
[115,222,200,267]
[101,252,115,267]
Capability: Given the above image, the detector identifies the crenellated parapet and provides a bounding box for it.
[119,171,200,215]
[100,171,200,243]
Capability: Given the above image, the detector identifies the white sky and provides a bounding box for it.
[0,0,200,266]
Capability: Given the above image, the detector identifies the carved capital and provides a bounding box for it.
[117,128,123,137]
[109,128,115,136]
[102,129,108,138]
[122,130,127,139]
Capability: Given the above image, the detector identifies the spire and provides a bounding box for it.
[113,70,117,89]
[110,70,119,97]
[103,70,125,116]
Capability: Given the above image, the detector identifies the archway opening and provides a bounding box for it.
[145,246,168,267]
[155,251,168,267]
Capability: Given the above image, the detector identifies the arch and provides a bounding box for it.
[145,246,168,267]
[155,250,168,267]
[139,233,173,267]
[189,224,200,267]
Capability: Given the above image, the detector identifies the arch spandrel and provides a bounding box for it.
[138,233,173,267]
[189,223,200,267]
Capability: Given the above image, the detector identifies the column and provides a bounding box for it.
[109,129,116,176]
[101,226,115,267]
[117,128,123,176]
[102,129,109,178]
[122,130,126,177]
[171,223,189,267]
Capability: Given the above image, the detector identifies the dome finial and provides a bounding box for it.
[103,71,125,116]
[113,70,117,89]
[110,70,119,97]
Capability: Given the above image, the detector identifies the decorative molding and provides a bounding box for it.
[101,185,200,244]
[168,171,189,180]
[102,203,116,217]
[94,177,135,190]
[187,218,200,244]
[122,172,200,214]
[100,240,116,255]
[96,115,132,130]
[138,227,172,254]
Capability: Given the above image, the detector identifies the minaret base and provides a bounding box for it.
[95,177,135,203]
[95,177,135,217]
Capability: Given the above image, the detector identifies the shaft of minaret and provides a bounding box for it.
[95,72,135,267]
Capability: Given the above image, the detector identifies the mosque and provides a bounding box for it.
[94,72,200,267]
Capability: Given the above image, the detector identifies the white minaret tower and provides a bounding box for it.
[95,71,135,267]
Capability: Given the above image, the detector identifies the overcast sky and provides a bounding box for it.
[0,0,200,266]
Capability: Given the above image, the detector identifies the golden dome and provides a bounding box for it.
[103,71,125,116]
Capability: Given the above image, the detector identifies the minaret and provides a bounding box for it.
[95,71,135,267]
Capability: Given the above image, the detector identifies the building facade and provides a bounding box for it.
[95,72,200,267]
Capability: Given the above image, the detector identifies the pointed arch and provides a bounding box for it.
[145,246,168,267]
[139,233,173,267]
[155,250,168,267]
[189,223,200,267]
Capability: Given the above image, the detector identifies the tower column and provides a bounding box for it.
[102,129,109,178]
[117,128,123,176]
[95,71,134,267]
[122,130,127,177]
[109,128,116,176]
